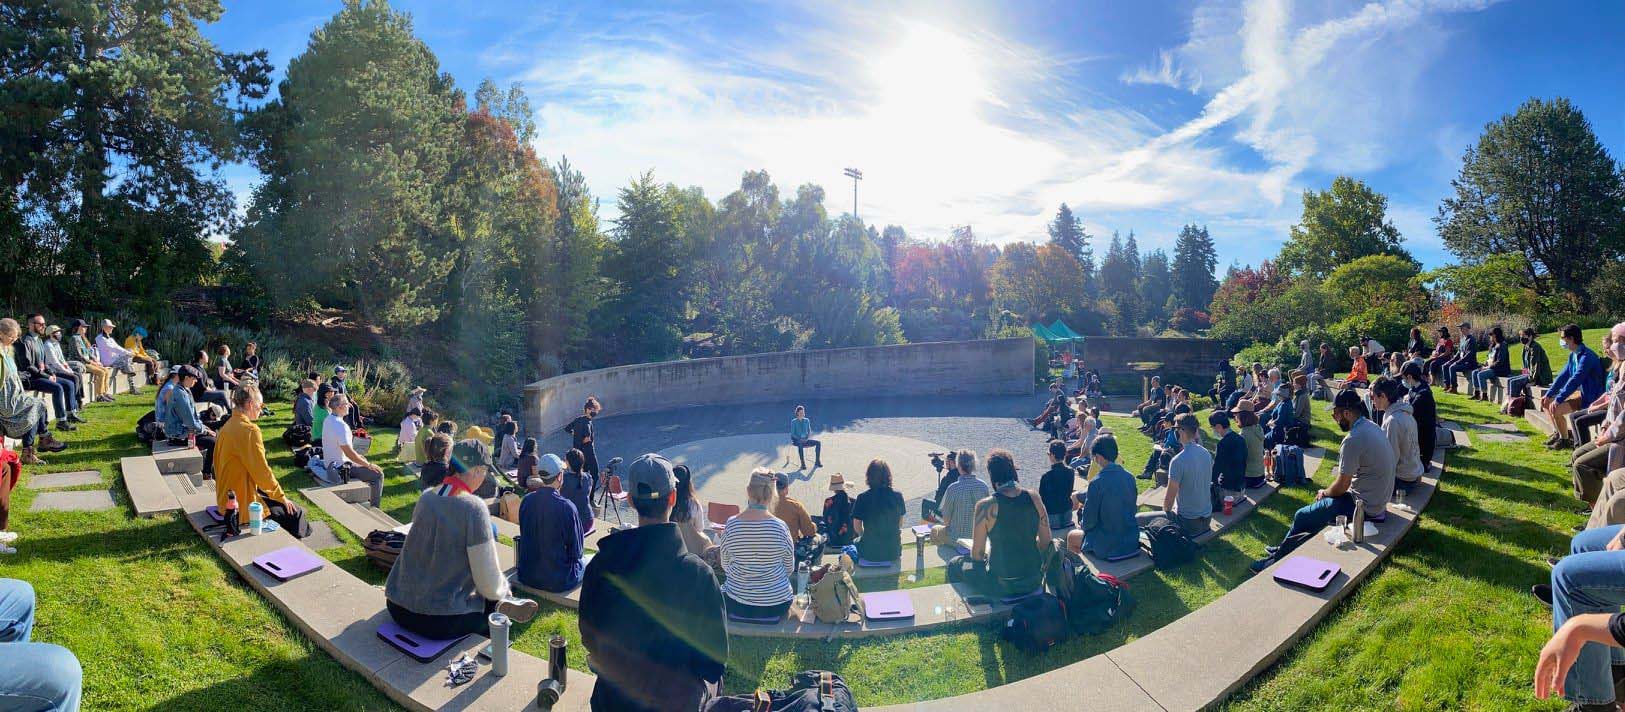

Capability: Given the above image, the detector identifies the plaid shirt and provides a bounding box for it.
[940,476,991,540]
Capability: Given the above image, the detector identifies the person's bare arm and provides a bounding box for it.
[1319,472,1353,499]
[1162,478,1179,513]
[341,444,378,472]
[971,497,996,561]
[1536,613,1618,701]
[1028,490,1049,551]
[852,517,865,538]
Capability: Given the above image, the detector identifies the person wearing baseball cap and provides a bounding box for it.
[515,449,584,594]
[1251,389,1395,574]
[61,319,113,402]
[581,453,726,712]
[385,438,539,641]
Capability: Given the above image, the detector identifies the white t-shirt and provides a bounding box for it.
[323,413,356,469]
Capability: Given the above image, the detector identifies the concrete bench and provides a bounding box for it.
[153,440,206,475]
[175,487,593,711]
[119,455,182,518]
[300,482,402,540]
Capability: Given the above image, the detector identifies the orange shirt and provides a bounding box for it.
[1349,357,1369,384]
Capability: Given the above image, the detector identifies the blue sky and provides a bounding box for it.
[204,0,1625,270]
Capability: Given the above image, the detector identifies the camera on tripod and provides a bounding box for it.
[929,450,959,474]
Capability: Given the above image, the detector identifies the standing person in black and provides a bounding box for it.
[1402,362,1437,473]
[563,396,601,478]
[971,449,1050,597]
[581,453,727,712]
[1038,439,1077,531]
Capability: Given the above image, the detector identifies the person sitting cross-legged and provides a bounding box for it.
[772,471,819,549]
[1210,411,1248,505]
[515,456,585,594]
[1137,413,1213,537]
[720,469,796,620]
[0,578,83,711]
[384,439,539,640]
[1233,401,1268,489]
[213,384,306,537]
[972,449,1050,597]
[933,450,989,543]
[850,459,906,564]
[1039,439,1079,531]
[1373,376,1424,494]
[1251,389,1395,573]
[1065,436,1139,560]
[581,454,727,712]
[560,449,595,535]
[1346,346,1370,387]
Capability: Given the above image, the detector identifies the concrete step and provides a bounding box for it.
[120,455,182,518]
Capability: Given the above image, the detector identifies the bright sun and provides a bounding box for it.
[868,25,989,123]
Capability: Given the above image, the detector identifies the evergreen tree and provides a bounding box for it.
[1139,248,1172,326]
[601,173,691,363]
[1099,231,1141,334]
[546,157,605,371]
[1170,224,1219,310]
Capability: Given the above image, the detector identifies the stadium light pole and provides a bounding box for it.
[843,167,863,221]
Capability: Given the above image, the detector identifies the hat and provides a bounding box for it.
[46,325,61,336]
[625,453,676,501]
[450,439,493,473]
[1229,400,1256,415]
[178,365,204,381]
[334,365,349,374]
[828,473,853,491]
[536,453,566,483]
[132,326,147,338]
[775,471,792,490]
[69,319,85,330]
[750,470,778,490]
[410,386,427,394]
[1333,389,1365,411]
[100,318,114,329]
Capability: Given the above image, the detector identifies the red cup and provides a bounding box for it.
[1223,496,1235,516]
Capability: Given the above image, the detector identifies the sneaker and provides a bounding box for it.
[1532,583,1553,608]
[96,394,114,403]
[0,544,14,555]
[54,421,76,432]
[0,531,16,544]
[68,413,86,424]
[496,597,539,624]
[1249,556,1276,574]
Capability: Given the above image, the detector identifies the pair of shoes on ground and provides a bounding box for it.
[55,421,76,432]
[95,394,114,403]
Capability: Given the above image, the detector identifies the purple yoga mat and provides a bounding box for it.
[250,546,324,581]
[376,621,469,663]
[205,506,225,522]
[861,590,915,620]
[1272,555,1341,591]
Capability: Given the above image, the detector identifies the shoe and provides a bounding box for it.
[1136,472,1152,480]
[497,597,539,624]
[18,447,42,465]
[1249,556,1276,574]
[1546,556,1562,567]
[68,413,86,424]
[96,394,114,403]
[1556,439,1576,450]
[1575,524,1587,533]
[54,421,75,432]
[1532,583,1553,608]
[0,531,17,544]
[1265,545,1281,556]
[38,435,67,453]
[0,545,14,555]
[815,460,822,467]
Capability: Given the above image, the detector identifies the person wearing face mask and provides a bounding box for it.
[1568,323,1625,507]
[1505,327,1552,404]
[1401,362,1438,473]
[1570,333,1619,447]
[1250,389,1394,573]
[1544,324,1607,450]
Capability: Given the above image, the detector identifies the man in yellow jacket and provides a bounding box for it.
[213,384,305,534]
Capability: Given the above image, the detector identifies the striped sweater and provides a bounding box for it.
[719,515,794,606]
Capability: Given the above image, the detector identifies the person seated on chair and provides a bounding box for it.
[789,405,822,469]
[1137,413,1213,537]
[214,384,306,537]
[1232,401,1267,488]
[0,578,83,711]
[934,450,989,543]
[582,453,727,712]
[1346,346,1370,387]
[719,469,795,620]
[772,471,818,547]
[1373,376,1423,494]
[1263,383,1296,450]
[1065,436,1139,560]
[516,457,585,594]
[1210,411,1247,504]
[850,459,906,564]
[972,449,1050,597]
[1470,327,1513,401]
[559,448,595,535]
[385,439,539,640]
[1250,389,1395,573]
[161,366,216,478]
[1039,439,1078,531]
[1546,323,1608,451]
[321,394,384,506]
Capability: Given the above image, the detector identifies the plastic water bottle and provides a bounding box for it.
[248,501,264,535]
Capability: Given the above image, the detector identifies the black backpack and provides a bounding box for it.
[282,424,312,449]
[1002,593,1071,653]
[1140,516,1198,569]
[821,492,856,548]
[135,410,162,445]
[703,670,856,712]
[1044,545,1133,635]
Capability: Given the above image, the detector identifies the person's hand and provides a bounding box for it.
[282,500,302,517]
[1542,396,1554,409]
[1315,488,1329,501]
[1610,531,1625,552]
[1535,623,1584,699]
[47,374,56,383]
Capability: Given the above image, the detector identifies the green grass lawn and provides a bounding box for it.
[8,376,1582,709]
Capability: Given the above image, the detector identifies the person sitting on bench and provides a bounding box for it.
[1137,413,1212,537]
[850,459,905,564]
[582,454,726,712]
[560,449,594,535]
[1262,383,1296,450]
[1506,327,1551,403]
[321,394,384,506]
[789,405,822,469]
[161,366,216,478]
[719,469,795,620]
[1066,436,1139,560]
[213,384,305,537]
[1441,321,1479,394]
[1210,411,1247,504]
[516,455,584,594]
[972,449,1050,597]
[1250,389,1395,573]
[292,379,317,431]
[385,439,538,640]
[1373,376,1423,494]
[1346,346,1370,387]
[934,450,988,542]
[772,472,818,548]
[1135,377,1168,429]
[0,578,82,711]
[1470,327,1512,401]
[416,433,453,490]
[1039,440,1078,531]
[1545,323,1607,450]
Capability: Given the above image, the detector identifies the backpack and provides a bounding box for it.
[821,492,856,548]
[1001,593,1071,653]
[135,410,162,445]
[1436,426,1457,449]
[282,424,312,449]
[291,445,313,468]
[496,490,523,525]
[363,529,406,571]
[702,671,856,712]
[1507,395,1529,417]
[1274,444,1307,486]
[1044,545,1133,635]
[945,554,989,592]
[1139,516,1197,569]
[808,562,863,624]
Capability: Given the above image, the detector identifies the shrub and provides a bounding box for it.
[151,322,207,367]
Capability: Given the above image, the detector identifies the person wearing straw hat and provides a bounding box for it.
[821,472,857,547]
[405,385,426,415]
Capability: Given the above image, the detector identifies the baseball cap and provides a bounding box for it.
[625,453,676,501]
[334,365,348,374]
[537,453,566,483]
[100,318,115,329]
[450,439,493,473]
[46,325,61,336]
[1332,389,1365,411]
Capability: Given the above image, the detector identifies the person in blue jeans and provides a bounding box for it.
[1065,436,1139,561]
[1545,323,1607,450]
[1250,389,1395,573]
[0,578,82,711]
[789,405,821,469]
[1533,525,1625,711]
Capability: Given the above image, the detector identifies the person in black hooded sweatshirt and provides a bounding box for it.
[581,453,727,712]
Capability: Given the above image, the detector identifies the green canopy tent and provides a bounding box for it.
[1047,319,1084,343]
[1030,322,1061,343]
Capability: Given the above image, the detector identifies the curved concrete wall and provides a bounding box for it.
[1075,336,1233,376]
[523,338,1034,435]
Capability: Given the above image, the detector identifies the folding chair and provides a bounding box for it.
[604,475,629,527]
[707,502,741,534]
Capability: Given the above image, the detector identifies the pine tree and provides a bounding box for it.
[601,172,690,363]
[1170,224,1219,311]
[1047,203,1095,299]
[1139,248,1172,326]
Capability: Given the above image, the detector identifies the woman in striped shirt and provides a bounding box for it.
[719,469,795,619]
